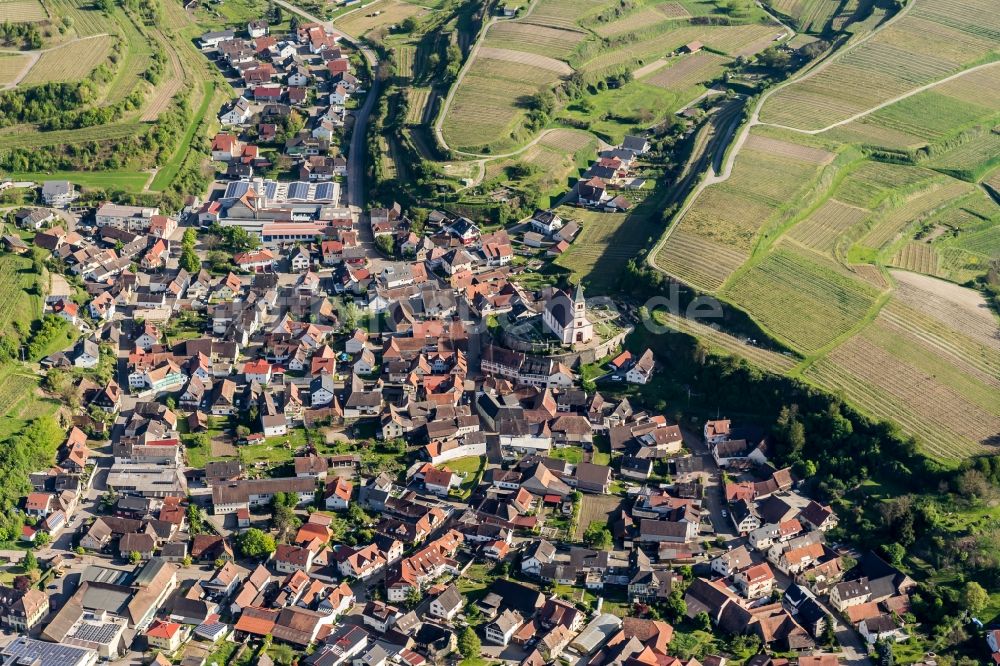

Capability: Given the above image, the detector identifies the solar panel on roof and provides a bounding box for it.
[224,181,246,199]
[288,182,310,200]
[315,182,333,200]
[71,621,122,644]
[264,181,278,199]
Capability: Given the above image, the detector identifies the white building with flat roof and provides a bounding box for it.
[96,203,160,232]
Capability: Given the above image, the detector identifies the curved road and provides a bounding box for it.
[274,0,380,210]
[433,0,542,158]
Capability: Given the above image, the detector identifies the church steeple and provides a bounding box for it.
[573,282,585,304]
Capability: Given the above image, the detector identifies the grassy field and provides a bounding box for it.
[482,128,596,207]
[553,199,664,292]
[148,81,218,191]
[335,0,430,37]
[0,254,61,442]
[6,170,150,191]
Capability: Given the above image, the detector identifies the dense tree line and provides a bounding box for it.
[0,21,42,49]
[0,417,64,542]
[0,81,95,128]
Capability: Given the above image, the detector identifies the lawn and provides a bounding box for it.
[444,455,484,475]
[550,446,585,464]
[7,170,150,192]
[455,562,494,601]
[446,455,485,499]
[553,200,663,293]
[592,435,611,466]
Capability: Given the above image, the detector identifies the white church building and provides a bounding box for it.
[543,284,594,345]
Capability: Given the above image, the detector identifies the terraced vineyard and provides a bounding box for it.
[926,132,1000,181]
[441,0,783,152]
[759,0,1000,130]
[721,248,881,354]
[20,35,116,85]
[553,204,662,292]
[654,310,799,374]
[1,0,47,22]
[484,22,584,60]
[641,52,730,90]
[890,242,939,275]
[807,281,1000,461]
[654,130,834,289]
[654,227,750,292]
[859,179,973,249]
[441,53,565,150]
[787,199,868,254]
[0,53,30,85]
[764,0,841,32]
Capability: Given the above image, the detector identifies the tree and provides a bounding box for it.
[527,90,556,116]
[405,585,422,608]
[187,504,205,534]
[129,550,142,564]
[874,639,894,666]
[583,522,612,549]
[179,245,201,273]
[881,542,905,567]
[465,601,481,625]
[182,555,192,567]
[757,46,792,70]
[375,234,394,256]
[273,502,301,542]
[695,611,711,631]
[33,531,50,547]
[23,550,38,571]
[962,581,989,615]
[821,614,836,646]
[272,643,295,666]
[214,557,226,569]
[239,528,277,559]
[664,590,686,623]
[457,626,481,659]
